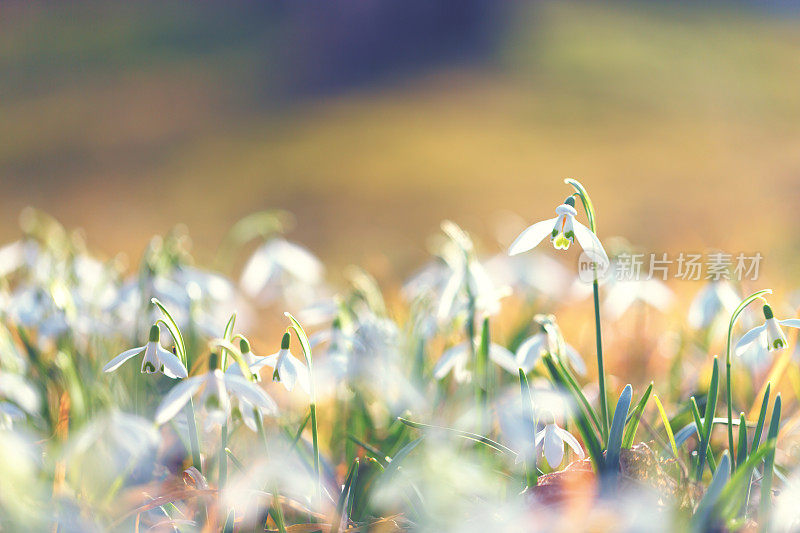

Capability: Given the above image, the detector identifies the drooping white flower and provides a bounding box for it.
[516,316,586,375]
[735,304,800,356]
[240,238,325,307]
[602,279,674,321]
[102,324,188,379]
[435,221,509,324]
[433,339,517,383]
[224,338,269,382]
[260,332,311,394]
[154,354,277,428]
[535,421,585,469]
[508,197,608,264]
[688,280,740,331]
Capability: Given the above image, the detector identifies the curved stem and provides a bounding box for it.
[724,289,772,474]
[565,179,608,442]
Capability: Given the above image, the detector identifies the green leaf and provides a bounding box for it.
[330,458,359,533]
[653,394,679,459]
[542,354,604,470]
[398,418,516,457]
[623,382,653,448]
[223,508,235,533]
[518,369,538,488]
[692,451,731,533]
[717,439,775,523]
[760,394,781,526]
[688,397,716,473]
[749,382,771,458]
[605,384,632,477]
[696,356,719,481]
[219,313,236,370]
[735,413,747,469]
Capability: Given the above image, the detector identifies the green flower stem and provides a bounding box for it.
[593,278,609,443]
[255,411,287,533]
[724,289,772,474]
[565,179,608,443]
[285,312,321,505]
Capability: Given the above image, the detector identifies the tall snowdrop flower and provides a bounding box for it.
[735,304,800,356]
[508,196,608,264]
[516,315,586,375]
[261,332,311,394]
[433,338,517,383]
[103,324,188,379]
[154,353,277,428]
[688,280,740,331]
[535,419,585,469]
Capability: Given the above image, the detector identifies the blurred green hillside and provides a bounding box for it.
[2,1,800,282]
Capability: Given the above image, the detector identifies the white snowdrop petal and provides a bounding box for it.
[564,344,587,376]
[103,346,145,373]
[516,334,545,372]
[157,346,188,379]
[508,218,559,256]
[572,220,609,265]
[489,344,518,374]
[543,425,564,468]
[735,324,767,356]
[225,374,278,415]
[154,376,204,426]
[555,426,585,458]
[433,343,469,380]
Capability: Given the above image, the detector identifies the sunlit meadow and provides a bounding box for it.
[4,2,800,532]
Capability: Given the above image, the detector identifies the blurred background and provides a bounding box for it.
[3,0,800,283]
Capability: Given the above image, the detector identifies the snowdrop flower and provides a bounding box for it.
[735,304,800,356]
[240,237,324,307]
[433,339,517,383]
[516,315,586,375]
[154,353,277,428]
[437,221,509,323]
[602,278,674,321]
[508,197,608,264]
[485,252,570,302]
[102,324,188,379]
[536,420,585,469]
[260,332,311,394]
[688,280,740,331]
[224,337,270,382]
